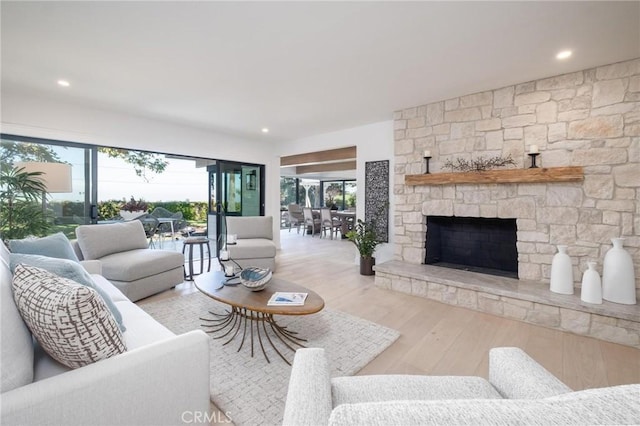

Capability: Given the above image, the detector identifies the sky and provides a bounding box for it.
[47,145,209,203]
[36,145,353,205]
[97,155,208,202]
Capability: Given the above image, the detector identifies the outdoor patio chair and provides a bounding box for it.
[150,207,189,242]
[150,206,174,221]
[137,214,160,248]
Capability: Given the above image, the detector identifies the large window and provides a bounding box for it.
[281,177,356,210]
[1,136,96,239]
[300,179,320,208]
[1,134,262,242]
[280,177,299,208]
[279,177,321,208]
[322,180,356,210]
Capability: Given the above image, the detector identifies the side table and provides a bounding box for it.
[182,237,211,281]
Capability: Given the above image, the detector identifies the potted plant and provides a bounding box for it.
[0,166,50,240]
[346,218,381,276]
[119,196,148,220]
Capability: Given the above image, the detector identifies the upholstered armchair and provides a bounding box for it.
[283,347,640,425]
[74,221,184,301]
[226,216,277,271]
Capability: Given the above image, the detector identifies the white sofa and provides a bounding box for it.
[283,347,640,425]
[1,242,211,425]
[226,216,277,271]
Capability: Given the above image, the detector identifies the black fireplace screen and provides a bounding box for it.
[425,216,518,278]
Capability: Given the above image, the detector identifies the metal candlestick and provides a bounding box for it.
[424,156,432,174]
[528,153,540,168]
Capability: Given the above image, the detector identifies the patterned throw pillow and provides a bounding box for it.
[9,254,126,332]
[12,264,126,369]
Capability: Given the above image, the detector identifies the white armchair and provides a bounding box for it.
[283,347,640,425]
[226,216,277,271]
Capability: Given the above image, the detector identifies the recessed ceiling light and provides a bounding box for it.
[556,50,572,60]
[57,79,70,87]
[261,128,269,133]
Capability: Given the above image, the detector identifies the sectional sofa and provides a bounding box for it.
[1,241,210,425]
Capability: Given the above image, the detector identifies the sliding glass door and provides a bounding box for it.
[1,135,97,238]
[208,160,264,253]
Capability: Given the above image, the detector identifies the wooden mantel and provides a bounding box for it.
[405,166,584,186]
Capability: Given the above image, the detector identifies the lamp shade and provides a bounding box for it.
[14,162,72,193]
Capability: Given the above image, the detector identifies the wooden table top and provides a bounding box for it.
[195,271,325,316]
[333,211,356,217]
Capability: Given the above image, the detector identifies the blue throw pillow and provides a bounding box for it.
[9,233,79,262]
[9,254,126,332]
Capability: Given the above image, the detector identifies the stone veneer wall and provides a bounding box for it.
[393,58,640,292]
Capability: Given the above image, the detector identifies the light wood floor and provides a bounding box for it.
[143,228,640,391]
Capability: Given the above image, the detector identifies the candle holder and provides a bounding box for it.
[528,153,540,169]
[424,156,432,174]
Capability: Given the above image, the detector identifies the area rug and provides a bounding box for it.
[140,292,400,426]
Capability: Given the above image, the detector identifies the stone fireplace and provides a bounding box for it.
[375,58,640,348]
[425,216,518,278]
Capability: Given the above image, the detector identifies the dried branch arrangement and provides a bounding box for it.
[443,155,516,172]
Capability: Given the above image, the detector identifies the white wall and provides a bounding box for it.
[0,91,394,256]
[0,91,282,247]
[278,120,395,264]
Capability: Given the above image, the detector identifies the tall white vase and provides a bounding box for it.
[581,262,602,304]
[602,238,636,305]
[550,245,574,295]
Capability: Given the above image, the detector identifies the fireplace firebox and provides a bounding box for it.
[425,216,518,278]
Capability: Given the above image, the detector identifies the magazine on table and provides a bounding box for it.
[267,292,308,306]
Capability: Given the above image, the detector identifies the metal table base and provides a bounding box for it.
[200,307,306,365]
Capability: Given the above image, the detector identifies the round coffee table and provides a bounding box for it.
[195,271,324,364]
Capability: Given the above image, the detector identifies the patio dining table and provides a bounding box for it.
[157,217,179,247]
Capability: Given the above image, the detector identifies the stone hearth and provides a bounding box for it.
[375,261,640,348]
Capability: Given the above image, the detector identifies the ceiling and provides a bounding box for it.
[1,1,639,143]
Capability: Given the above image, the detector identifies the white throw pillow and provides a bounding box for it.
[12,264,126,369]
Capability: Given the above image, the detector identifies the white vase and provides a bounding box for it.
[119,210,145,221]
[580,262,602,304]
[550,245,574,295]
[602,238,636,305]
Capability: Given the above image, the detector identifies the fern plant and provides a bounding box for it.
[0,166,50,240]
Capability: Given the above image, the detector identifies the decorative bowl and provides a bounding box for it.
[239,267,272,291]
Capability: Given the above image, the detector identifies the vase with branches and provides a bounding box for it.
[119,196,148,220]
[121,196,149,212]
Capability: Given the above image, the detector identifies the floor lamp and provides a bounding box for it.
[14,162,73,212]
